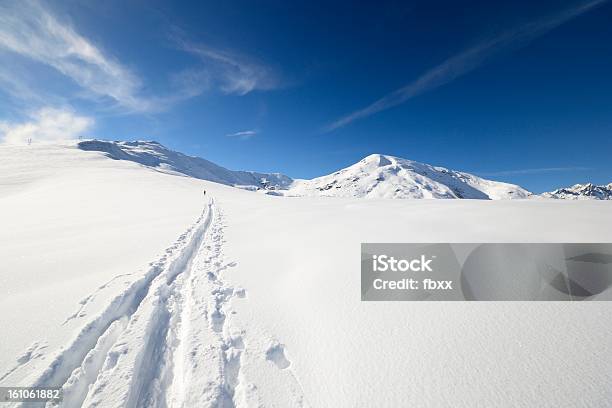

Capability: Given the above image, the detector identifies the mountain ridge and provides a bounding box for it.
[542,183,612,200]
[78,139,292,190]
[76,139,607,200]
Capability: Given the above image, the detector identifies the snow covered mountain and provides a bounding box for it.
[79,141,532,200]
[542,183,612,200]
[288,153,532,199]
[78,140,293,190]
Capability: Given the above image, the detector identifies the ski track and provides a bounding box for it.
[163,207,250,408]
[9,198,214,408]
[8,197,308,408]
[62,274,133,326]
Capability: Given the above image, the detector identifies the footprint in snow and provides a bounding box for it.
[266,343,291,370]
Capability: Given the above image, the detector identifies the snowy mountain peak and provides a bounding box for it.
[288,154,532,200]
[542,182,612,200]
[360,153,394,167]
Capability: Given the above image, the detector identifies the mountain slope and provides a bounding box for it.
[78,140,292,190]
[288,154,531,199]
[79,141,532,200]
[542,183,612,200]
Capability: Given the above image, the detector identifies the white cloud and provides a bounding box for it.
[176,39,280,96]
[0,1,281,114]
[325,0,608,132]
[0,107,94,144]
[478,167,591,176]
[226,130,258,140]
[0,0,153,112]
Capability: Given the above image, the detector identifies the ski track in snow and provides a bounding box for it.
[62,274,133,326]
[0,342,48,383]
[7,197,308,408]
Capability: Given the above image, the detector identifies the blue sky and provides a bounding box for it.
[0,0,611,192]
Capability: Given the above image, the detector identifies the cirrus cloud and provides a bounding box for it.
[226,130,258,140]
[477,167,592,176]
[324,0,608,132]
[0,1,284,116]
[173,31,282,96]
[0,0,153,112]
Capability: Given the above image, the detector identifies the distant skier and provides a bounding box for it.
[203,189,206,196]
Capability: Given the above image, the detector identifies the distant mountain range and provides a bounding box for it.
[541,183,612,200]
[78,140,609,200]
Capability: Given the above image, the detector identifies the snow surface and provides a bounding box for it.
[288,153,531,199]
[1,141,612,407]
